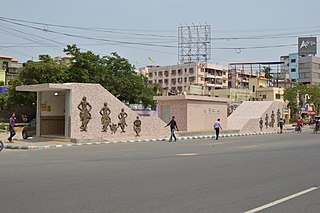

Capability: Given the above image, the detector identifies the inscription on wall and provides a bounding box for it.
[204,108,220,114]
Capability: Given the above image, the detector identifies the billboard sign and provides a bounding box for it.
[298,37,317,56]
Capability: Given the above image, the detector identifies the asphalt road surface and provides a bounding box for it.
[0,129,319,213]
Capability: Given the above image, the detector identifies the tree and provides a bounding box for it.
[19,54,68,85]
[261,66,273,79]
[64,45,157,107]
[305,85,320,115]
[283,82,307,120]
[1,45,158,115]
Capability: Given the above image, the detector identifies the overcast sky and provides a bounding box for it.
[1,0,319,68]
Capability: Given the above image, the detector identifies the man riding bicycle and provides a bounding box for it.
[296,117,302,133]
[313,117,320,133]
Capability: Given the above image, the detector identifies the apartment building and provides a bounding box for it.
[140,62,228,95]
[0,55,23,85]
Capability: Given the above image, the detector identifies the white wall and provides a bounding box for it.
[40,91,65,116]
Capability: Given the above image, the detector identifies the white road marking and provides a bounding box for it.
[176,153,198,156]
[241,145,258,149]
[243,187,318,213]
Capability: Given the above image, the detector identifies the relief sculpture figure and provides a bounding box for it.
[118,108,128,133]
[133,116,142,137]
[265,113,269,128]
[270,111,275,128]
[78,96,92,132]
[110,123,118,134]
[259,118,263,131]
[99,102,111,132]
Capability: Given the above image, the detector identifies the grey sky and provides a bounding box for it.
[1,0,319,67]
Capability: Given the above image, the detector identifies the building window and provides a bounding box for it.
[291,59,296,63]
[252,85,255,92]
[299,72,311,78]
[276,94,281,99]
[262,95,266,99]
[291,68,296,72]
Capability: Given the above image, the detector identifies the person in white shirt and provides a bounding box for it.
[214,118,222,140]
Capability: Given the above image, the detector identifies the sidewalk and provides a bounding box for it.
[0,126,295,151]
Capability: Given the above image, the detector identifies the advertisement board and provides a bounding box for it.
[298,37,317,56]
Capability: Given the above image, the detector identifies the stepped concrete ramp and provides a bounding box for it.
[227,101,283,133]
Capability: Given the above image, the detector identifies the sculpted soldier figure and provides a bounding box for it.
[259,118,263,131]
[265,113,269,128]
[118,108,128,133]
[270,111,275,128]
[78,96,92,132]
[133,116,142,137]
[99,102,111,132]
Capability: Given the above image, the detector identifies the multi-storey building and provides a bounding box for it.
[298,55,320,85]
[54,56,73,64]
[0,55,23,85]
[228,68,260,89]
[280,53,320,85]
[280,53,299,82]
[140,62,228,95]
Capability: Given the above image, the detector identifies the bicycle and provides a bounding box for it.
[295,125,302,133]
[0,140,3,152]
[313,123,320,134]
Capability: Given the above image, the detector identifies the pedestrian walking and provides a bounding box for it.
[278,118,284,134]
[214,118,222,140]
[165,116,179,142]
[8,113,16,143]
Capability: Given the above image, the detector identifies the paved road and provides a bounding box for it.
[0,130,319,213]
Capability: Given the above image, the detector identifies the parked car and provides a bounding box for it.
[22,118,36,139]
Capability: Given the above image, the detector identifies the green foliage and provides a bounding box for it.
[283,82,307,119]
[1,45,158,114]
[305,85,320,115]
[19,55,68,84]
[64,45,157,107]
[0,123,8,131]
[261,66,273,79]
[5,78,36,109]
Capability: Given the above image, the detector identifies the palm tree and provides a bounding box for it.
[261,66,273,79]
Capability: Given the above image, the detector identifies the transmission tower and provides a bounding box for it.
[178,24,211,64]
